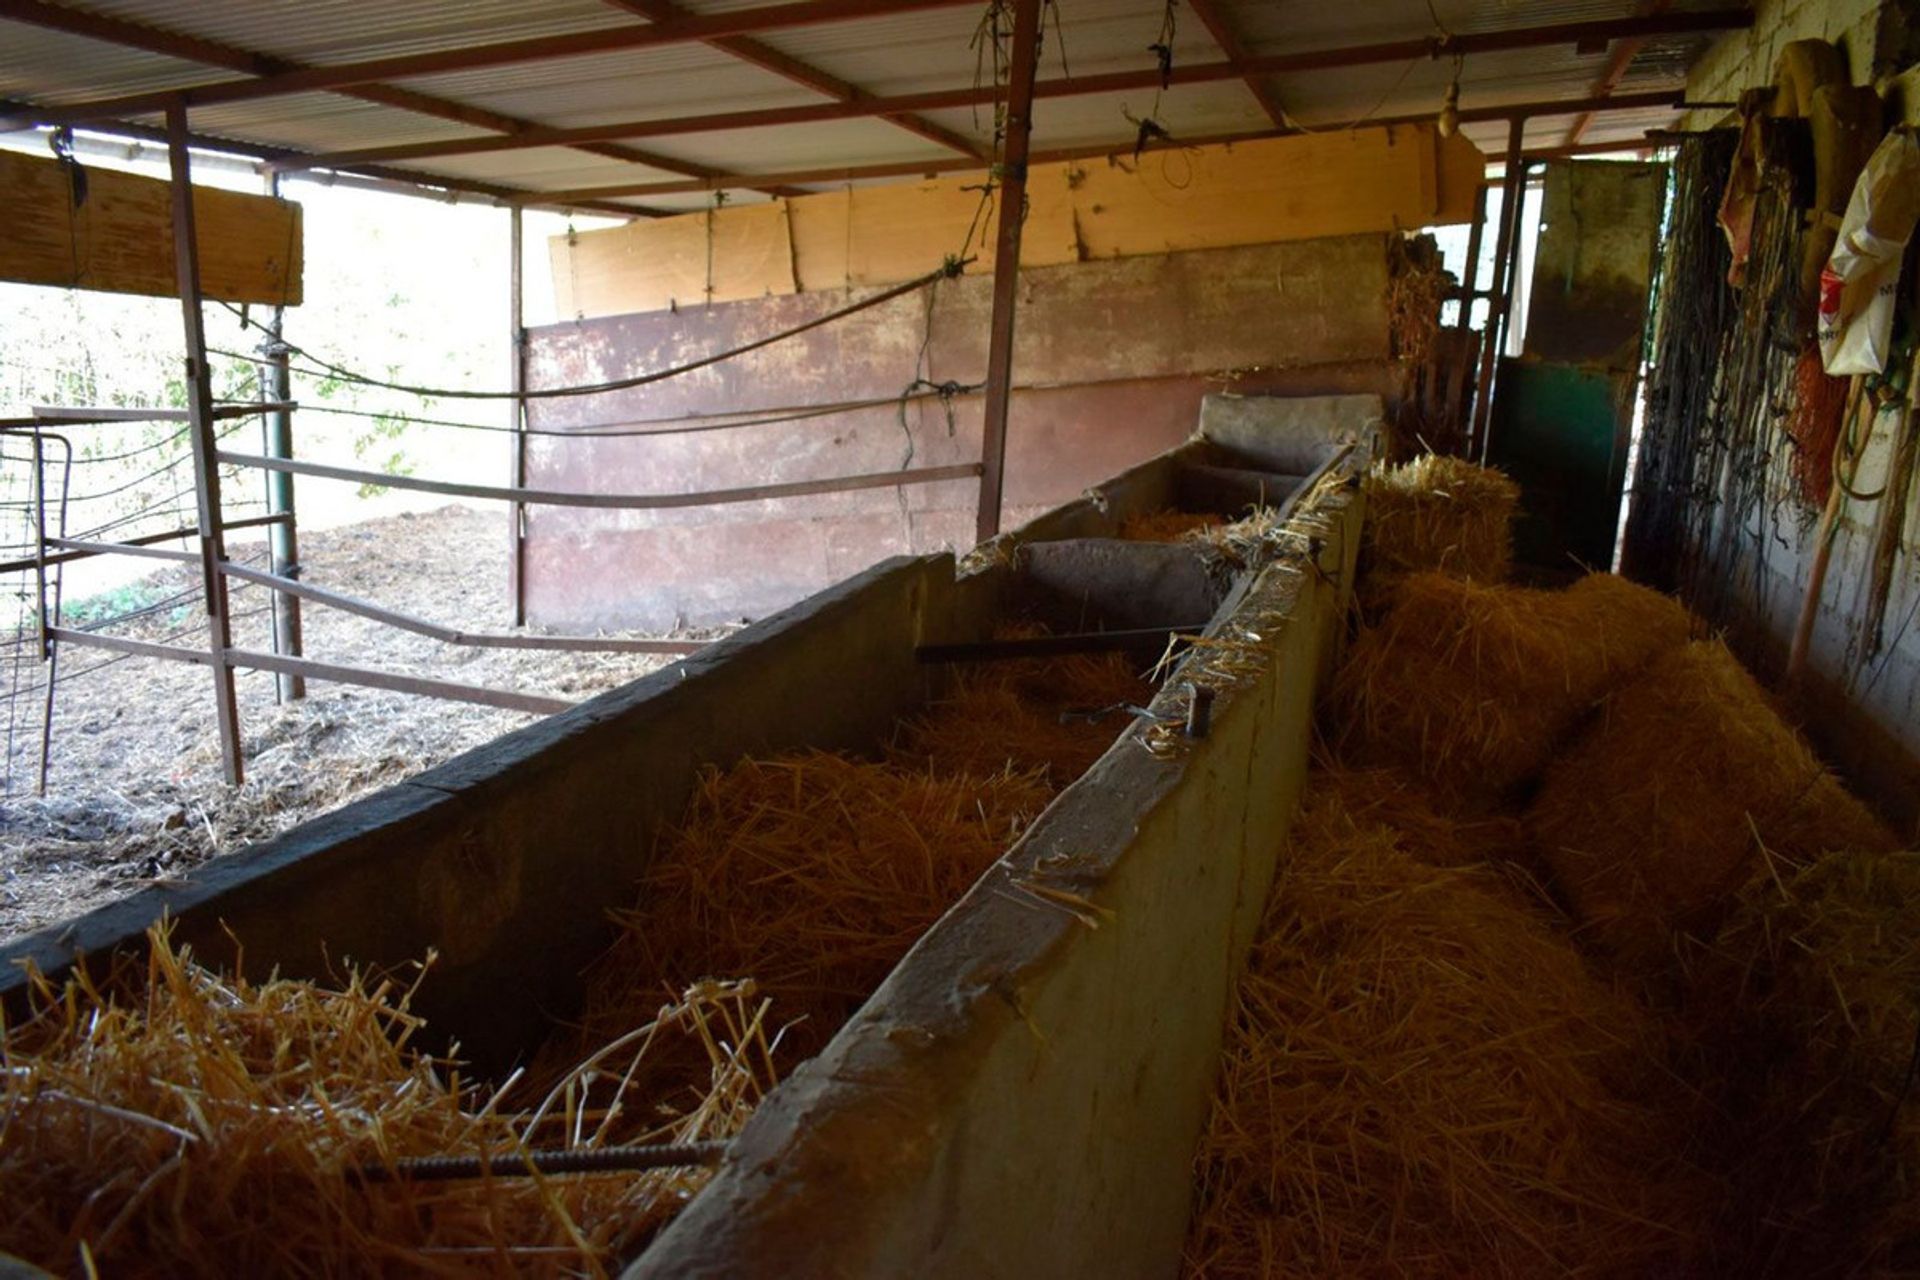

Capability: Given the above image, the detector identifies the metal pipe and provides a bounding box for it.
[217,451,984,511]
[0,513,289,575]
[974,0,1042,545]
[1468,117,1527,460]
[261,171,303,702]
[166,100,245,787]
[508,205,528,627]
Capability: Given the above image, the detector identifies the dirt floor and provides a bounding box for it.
[0,505,716,943]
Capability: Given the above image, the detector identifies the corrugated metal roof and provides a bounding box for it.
[0,0,1738,208]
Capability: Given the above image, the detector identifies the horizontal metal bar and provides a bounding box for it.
[46,536,197,564]
[215,451,984,510]
[227,649,574,715]
[530,89,1690,204]
[0,513,289,575]
[26,402,297,425]
[917,626,1209,663]
[47,628,574,715]
[219,561,706,655]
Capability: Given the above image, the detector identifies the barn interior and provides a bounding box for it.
[2,1,1919,1276]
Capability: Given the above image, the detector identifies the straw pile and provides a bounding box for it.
[891,646,1152,788]
[1679,847,1920,1273]
[0,926,774,1277]
[1118,509,1223,542]
[1528,639,1898,965]
[1184,783,1716,1277]
[562,752,1054,1069]
[1329,572,1693,805]
[1360,454,1519,584]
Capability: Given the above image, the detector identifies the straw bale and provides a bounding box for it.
[0,927,773,1276]
[1329,572,1693,805]
[1118,509,1223,542]
[1184,783,1716,1277]
[565,752,1053,1068]
[1677,848,1920,1273]
[1360,454,1519,583]
[1528,640,1898,966]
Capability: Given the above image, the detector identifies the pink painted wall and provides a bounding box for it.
[523,235,1402,629]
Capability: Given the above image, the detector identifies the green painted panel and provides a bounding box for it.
[1487,359,1635,572]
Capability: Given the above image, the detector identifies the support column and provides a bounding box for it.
[167,101,244,785]
[262,172,305,702]
[1469,116,1528,460]
[509,205,529,626]
[972,0,1043,545]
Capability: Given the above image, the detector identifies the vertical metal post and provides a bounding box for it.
[261,172,305,702]
[1469,116,1528,460]
[508,205,528,626]
[1460,183,1488,308]
[972,0,1043,546]
[29,432,49,663]
[167,102,244,786]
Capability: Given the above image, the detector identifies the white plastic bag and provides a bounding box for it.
[1818,130,1920,376]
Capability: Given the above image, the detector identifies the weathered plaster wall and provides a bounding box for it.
[522,235,1403,630]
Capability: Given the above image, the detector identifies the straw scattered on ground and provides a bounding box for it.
[1329,572,1693,805]
[0,926,775,1277]
[1528,639,1898,967]
[1184,782,1717,1278]
[1360,454,1519,585]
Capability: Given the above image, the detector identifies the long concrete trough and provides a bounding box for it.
[1,392,1378,1275]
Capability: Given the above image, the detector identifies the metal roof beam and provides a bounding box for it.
[603,0,984,158]
[0,0,767,201]
[0,100,654,219]
[258,9,1750,173]
[1564,0,1677,146]
[0,0,979,129]
[525,88,1694,205]
[1182,0,1291,130]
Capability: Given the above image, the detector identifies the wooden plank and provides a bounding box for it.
[0,149,302,304]
[553,124,1477,318]
[550,199,794,317]
[1435,129,1488,225]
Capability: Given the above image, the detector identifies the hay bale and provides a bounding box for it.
[1360,454,1520,583]
[0,927,771,1275]
[1678,848,1920,1273]
[1184,783,1716,1277]
[1528,639,1898,966]
[1329,572,1693,805]
[1118,509,1222,542]
[566,752,1053,1066]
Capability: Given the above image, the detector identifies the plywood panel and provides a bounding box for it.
[550,199,794,319]
[1069,128,1435,259]
[552,125,1483,320]
[0,150,302,305]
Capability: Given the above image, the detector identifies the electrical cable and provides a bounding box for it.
[213,262,965,403]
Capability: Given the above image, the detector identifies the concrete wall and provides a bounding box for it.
[522,235,1404,630]
[633,454,1365,1279]
[0,554,969,1076]
[1657,0,1920,835]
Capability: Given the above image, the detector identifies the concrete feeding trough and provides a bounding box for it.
[0,393,1378,1275]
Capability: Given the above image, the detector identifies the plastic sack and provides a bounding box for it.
[1818,129,1920,376]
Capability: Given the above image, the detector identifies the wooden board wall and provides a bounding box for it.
[0,150,303,305]
[551,125,1484,320]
